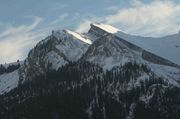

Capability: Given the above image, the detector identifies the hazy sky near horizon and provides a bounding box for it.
[0,0,180,63]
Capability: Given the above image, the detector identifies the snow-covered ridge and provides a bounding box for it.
[91,23,180,66]
[52,29,92,44]
[65,30,92,44]
[92,23,119,34]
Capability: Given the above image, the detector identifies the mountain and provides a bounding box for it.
[18,29,92,83]
[0,23,180,119]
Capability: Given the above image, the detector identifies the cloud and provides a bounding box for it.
[76,0,180,36]
[0,16,43,39]
[24,16,44,31]
[105,0,180,36]
[50,13,69,25]
[0,16,44,63]
[75,17,103,33]
[131,0,144,7]
[105,6,119,11]
[75,15,104,33]
[51,4,69,11]
[76,20,91,33]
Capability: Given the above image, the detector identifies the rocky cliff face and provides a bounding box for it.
[82,34,142,70]
[142,50,180,68]
[19,30,92,83]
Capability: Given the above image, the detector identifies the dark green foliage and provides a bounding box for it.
[0,64,6,75]
[0,61,179,119]
[6,64,20,73]
[0,63,20,75]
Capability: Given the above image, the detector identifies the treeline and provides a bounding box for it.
[0,61,20,75]
[0,61,179,119]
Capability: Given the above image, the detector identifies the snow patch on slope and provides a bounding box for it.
[149,63,180,87]
[56,40,87,61]
[0,70,19,95]
[45,51,68,70]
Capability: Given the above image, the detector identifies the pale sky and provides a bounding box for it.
[0,0,180,63]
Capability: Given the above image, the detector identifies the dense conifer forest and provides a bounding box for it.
[0,61,180,119]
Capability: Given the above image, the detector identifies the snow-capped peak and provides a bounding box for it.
[91,23,180,67]
[91,23,119,34]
